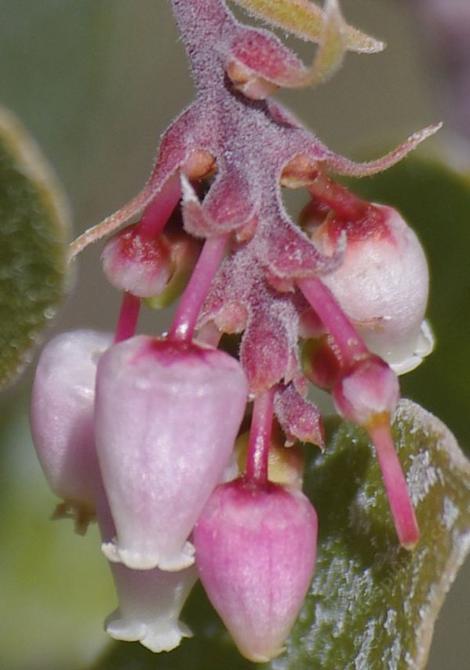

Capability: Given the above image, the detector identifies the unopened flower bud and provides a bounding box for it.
[312,205,433,374]
[30,330,112,531]
[102,225,173,298]
[332,354,399,427]
[95,336,248,571]
[194,478,317,663]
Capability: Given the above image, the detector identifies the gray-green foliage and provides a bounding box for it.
[0,107,70,388]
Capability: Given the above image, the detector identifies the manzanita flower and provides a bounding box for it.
[30,329,112,531]
[310,204,433,374]
[194,478,318,662]
[95,335,248,570]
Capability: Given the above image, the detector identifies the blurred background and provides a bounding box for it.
[0,1,469,668]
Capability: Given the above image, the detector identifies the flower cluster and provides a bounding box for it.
[30,0,439,662]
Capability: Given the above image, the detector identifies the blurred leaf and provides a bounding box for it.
[91,401,470,670]
[345,155,470,453]
[0,393,114,670]
[0,107,70,388]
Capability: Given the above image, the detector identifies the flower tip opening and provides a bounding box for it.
[102,539,196,572]
[105,562,197,652]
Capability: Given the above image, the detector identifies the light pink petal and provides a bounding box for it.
[95,336,248,570]
[194,479,317,663]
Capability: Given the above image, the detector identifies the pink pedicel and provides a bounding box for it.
[367,419,420,550]
[311,204,433,374]
[30,330,112,531]
[333,355,419,549]
[194,478,317,663]
[94,335,248,570]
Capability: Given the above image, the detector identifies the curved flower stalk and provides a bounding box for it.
[31,0,443,662]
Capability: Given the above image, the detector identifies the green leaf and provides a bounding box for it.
[0,106,70,388]
[0,394,113,670]
[91,401,470,670]
[344,156,470,453]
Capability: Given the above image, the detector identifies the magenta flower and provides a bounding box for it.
[194,478,318,662]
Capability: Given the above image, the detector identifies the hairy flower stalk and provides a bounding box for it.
[31,0,441,662]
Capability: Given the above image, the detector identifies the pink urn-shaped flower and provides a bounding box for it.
[312,204,433,374]
[94,335,248,570]
[193,478,318,662]
[30,330,112,529]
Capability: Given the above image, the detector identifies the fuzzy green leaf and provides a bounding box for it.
[0,107,70,388]
[92,400,470,670]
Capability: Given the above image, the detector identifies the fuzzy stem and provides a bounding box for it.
[245,388,276,486]
[114,292,141,343]
[168,234,228,342]
[367,417,420,550]
[298,277,368,368]
[170,0,229,91]
[137,173,181,241]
